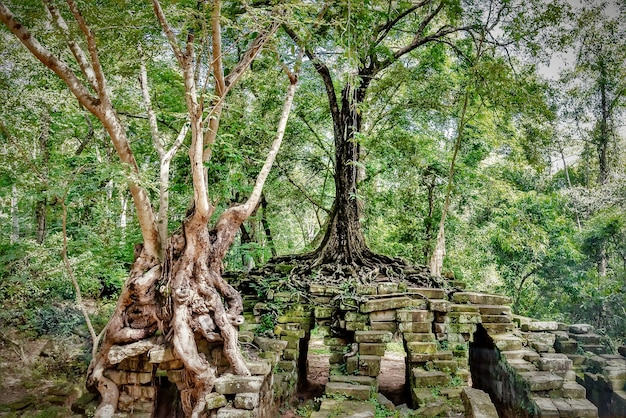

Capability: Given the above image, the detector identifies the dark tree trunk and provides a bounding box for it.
[35,110,50,244]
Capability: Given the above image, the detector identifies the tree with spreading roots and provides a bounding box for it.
[0,1,301,416]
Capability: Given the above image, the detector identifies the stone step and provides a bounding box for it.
[501,349,541,363]
[492,334,524,352]
[329,375,378,390]
[519,371,564,391]
[481,322,516,334]
[507,359,537,372]
[532,396,598,418]
[571,333,601,345]
[538,353,573,373]
[452,292,511,305]
[581,344,607,355]
[481,314,513,323]
[324,382,372,400]
[555,339,579,354]
[477,305,512,316]
[354,331,393,343]
[562,381,586,399]
[311,399,375,418]
[569,324,594,334]
[412,369,450,387]
[521,321,559,332]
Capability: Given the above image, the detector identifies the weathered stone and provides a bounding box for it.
[566,398,598,417]
[406,342,437,354]
[481,315,512,323]
[441,387,463,399]
[213,376,264,394]
[205,393,227,410]
[550,330,570,341]
[448,312,482,324]
[282,348,298,361]
[412,369,450,387]
[356,285,377,295]
[360,297,413,313]
[412,388,436,407]
[398,321,432,333]
[329,375,377,389]
[369,309,396,322]
[347,355,382,376]
[325,382,372,400]
[314,399,375,418]
[571,333,601,344]
[448,323,477,334]
[429,299,451,313]
[354,331,392,343]
[377,393,395,410]
[569,324,594,334]
[377,283,399,294]
[478,305,512,316]
[397,309,433,323]
[238,331,254,344]
[104,370,152,385]
[166,369,185,382]
[414,399,450,417]
[253,336,288,352]
[277,315,311,325]
[433,359,457,373]
[519,371,564,391]
[566,354,586,366]
[345,311,368,322]
[370,322,397,332]
[450,304,480,313]
[148,345,176,363]
[359,343,387,356]
[216,407,254,418]
[409,287,446,299]
[507,359,537,372]
[124,385,156,400]
[309,284,325,295]
[452,292,511,305]
[434,323,447,334]
[234,393,259,410]
[314,306,333,319]
[324,337,347,346]
[501,349,540,363]
[345,321,367,331]
[552,398,577,417]
[481,323,515,334]
[521,321,559,332]
[532,397,560,417]
[492,334,523,352]
[538,353,573,372]
[461,387,498,418]
[403,332,436,342]
[582,344,606,355]
[562,382,586,399]
[555,339,579,354]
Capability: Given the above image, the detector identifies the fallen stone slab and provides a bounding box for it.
[521,321,559,332]
[325,382,372,400]
[477,305,512,316]
[461,387,498,418]
[312,400,376,418]
[354,331,392,343]
[213,375,264,395]
[566,398,598,417]
[531,396,559,417]
[538,353,573,372]
[569,324,594,334]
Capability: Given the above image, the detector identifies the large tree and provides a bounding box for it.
[0,1,299,416]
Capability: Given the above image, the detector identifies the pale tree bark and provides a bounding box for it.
[11,184,18,244]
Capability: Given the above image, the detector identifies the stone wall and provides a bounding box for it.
[94,280,625,417]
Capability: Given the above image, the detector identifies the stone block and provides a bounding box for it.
[356,285,377,295]
[360,297,413,313]
[345,311,368,322]
[551,330,570,341]
[118,357,154,373]
[433,360,457,373]
[158,359,184,370]
[538,353,573,372]
[519,371,564,391]
[398,321,432,333]
[448,323,477,334]
[552,398,577,417]
[369,309,396,322]
[396,309,433,323]
[562,382,586,399]
[370,321,397,332]
[412,387,436,407]
[522,321,559,332]
[566,398,598,417]
[569,324,594,334]
[377,283,399,294]
[104,370,152,385]
[234,393,259,410]
[452,292,511,305]
[315,399,375,417]
[571,333,601,344]
[403,332,436,342]
[148,346,176,363]
[481,323,516,334]
[254,336,288,352]
[406,342,437,354]
[461,387,498,418]
[566,354,585,366]
[493,334,523,352]
[354,331,392,343]
[216,407,254,418]
[324,382,372,400]
[309,284,325,295]
[429,299,451,313]
[501,349,540,363]
[166,369,185,383]
[481,315,512,323]
[346,355,381,377]
[124,385,156,400]
[359,343,387,356]
[282,349,298,361]
[555,339,579,354]
[276,360,296,372]
[329,375,377,389]
[532,396,560,417]
[478,305,512,316]
[205,392,227,410]
[412,369,450,387]
[345,321,367,331]
[450,304,480,312]
[507,359,537,372]
[314,307,333,319]
[409,287,446,299]
[213,376,264,394]
[582,344,606,355]
[328,352,344,364]
[324,337,347,346]
[448,312,482,324]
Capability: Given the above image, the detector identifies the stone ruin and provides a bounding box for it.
[79,279,626,417]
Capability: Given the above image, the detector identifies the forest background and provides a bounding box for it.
[0,0,625,384]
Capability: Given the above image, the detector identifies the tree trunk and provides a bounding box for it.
[11,185,18,244]
[35,110,50,244]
